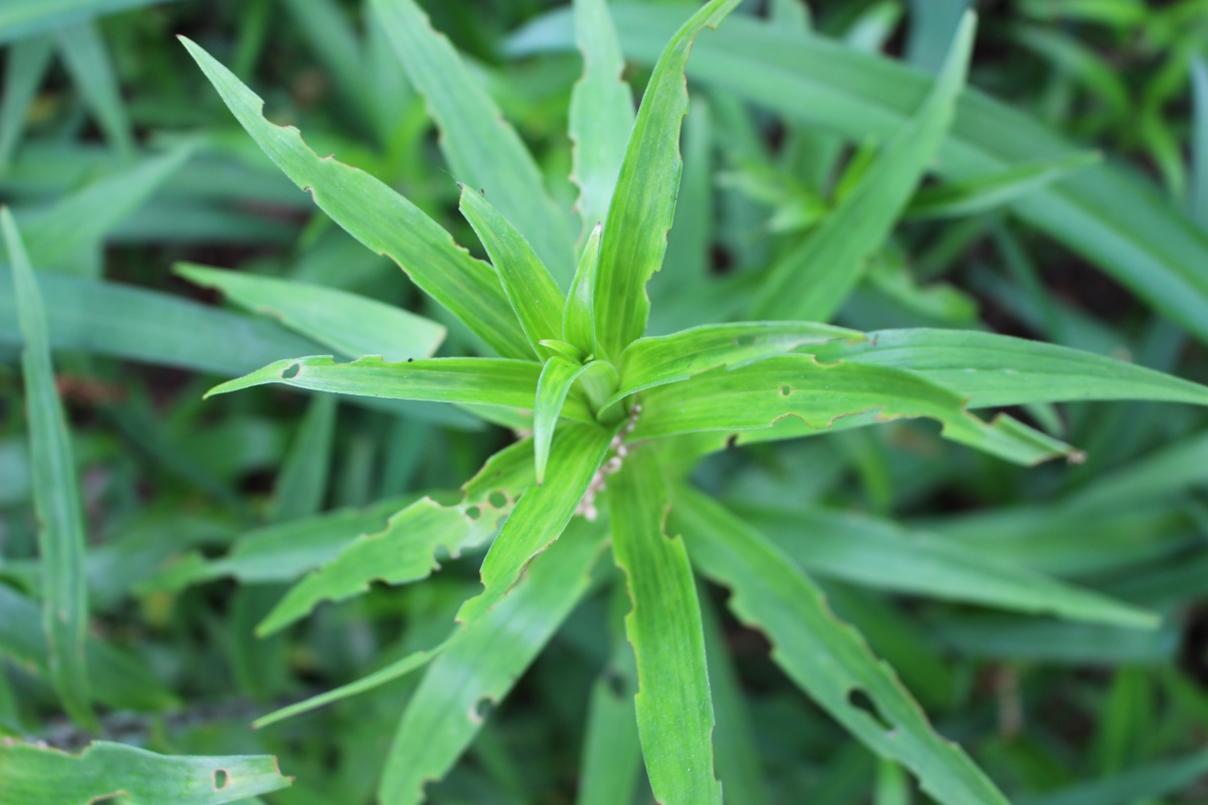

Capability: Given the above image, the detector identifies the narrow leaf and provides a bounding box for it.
[564,223,602,356]
[593,0,740,360]
[176,263,445,361]
[0,0,172,44]
[0,741,291,804]
[54,22,132,155]
[753,12,974,321]
[1192,58,1208,229]
[2,208,92,726]
[611,448,722,805]
[534,357,606,483]
[179,36,529,358]
[818,328,1208,408]
[569,0,636,230]
[0,38,53,168]
[672,487,1008,805]
[379,520,607,803]
[906,151,1100,220]
[456,423,614,623]
[459,185,564,351]
[269,394,336,522]
[370,0,575,281]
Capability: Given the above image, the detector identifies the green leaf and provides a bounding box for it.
[175,263,446,362]
[179,36,529,358]
[15,146,191,274]
[378,520,607,804]
[509,7,1208,347]
[1018,748,1208,805]
[632,355,1079,466]
[753,13,973,321]
[2,208,92,726]
[564,223,602,356]
[817,328,1208,408]
[205,356,594,423]
[456,422,614,624]
[672,486,1008,805]
[258,437,533,635]
[0,584,176,712]
[1063,429,1208,512]
[459,185,564,351]
[534,357,610,483]
[593,0,740,360]
[369,0,575,282]
[0,38,53,168]
[610,448,722,805]
[0,741,291,804]
[0,0,172,44]
[1192,57,1208,229]
[616,320,861,402]
[569,0,635,230]
[742,503,1157,628]
[269,394,336,522]
[54,22,132,156]
[906,151,1100,220]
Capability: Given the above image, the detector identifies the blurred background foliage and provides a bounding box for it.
[1,0,1208,802]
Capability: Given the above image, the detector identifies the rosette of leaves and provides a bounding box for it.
[176,1,1208,802]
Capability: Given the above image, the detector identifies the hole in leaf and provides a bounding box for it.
[725,434,738,449]
[465,505,481,521]
[469,697,494,724]
[213,769,230,790]
[847,688,891,730]
[488,491,508,509]
[605,669,628,698]
[282,363,301,380]
[779,385,792,397]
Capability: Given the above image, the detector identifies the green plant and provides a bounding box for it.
[5,0,1208,803]
[162,1,1208,802]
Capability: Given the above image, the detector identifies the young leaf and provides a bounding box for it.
[0,38,53,168]
[632,355,1078,466]
[534,357,613,483]
[818,328,1208,408]
[616,320,861,401]
[456,422,614,624]
[0,741,291,804]
[179,37,530,358]
[459,186,564,351]
[564,223,602,356]
[258,436,533,635]
[742,504,1157,627]
[672,486,1008,804]
[205,356,594,423]
[2,208,93,727]
[593,0,740,360]
[753,12,974,322]
[610,448,722,805]
[569,0,636,230]
[379,520,608,803]
[176,263,446,362]
[54,21,132,156]
[370,0,576,282]
[905,151,1100,220]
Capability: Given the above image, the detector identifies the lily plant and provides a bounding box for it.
[176,0,1208,802]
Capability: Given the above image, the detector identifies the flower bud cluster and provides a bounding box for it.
[575,403,641,522]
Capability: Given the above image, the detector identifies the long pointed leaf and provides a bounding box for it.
[672,486,1008,804]
[611,448,722,805]
[179,36,529,358]
[2,208,93,726]
[593,0,739,360]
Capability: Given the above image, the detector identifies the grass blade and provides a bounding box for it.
[2,208,93,726]
[611,448,722,805]
[753,13,973,321]
[0,38,53,169]
[673,486,1008,804]
[0,741,290,804]
[179,36,530,358]
[593,0,739,360]
[54,21,132,156]
[176,263,446,362]
[370,0,576,282]
[0,0,173,44]
[569,0,635,230]
[564,223,602,355]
